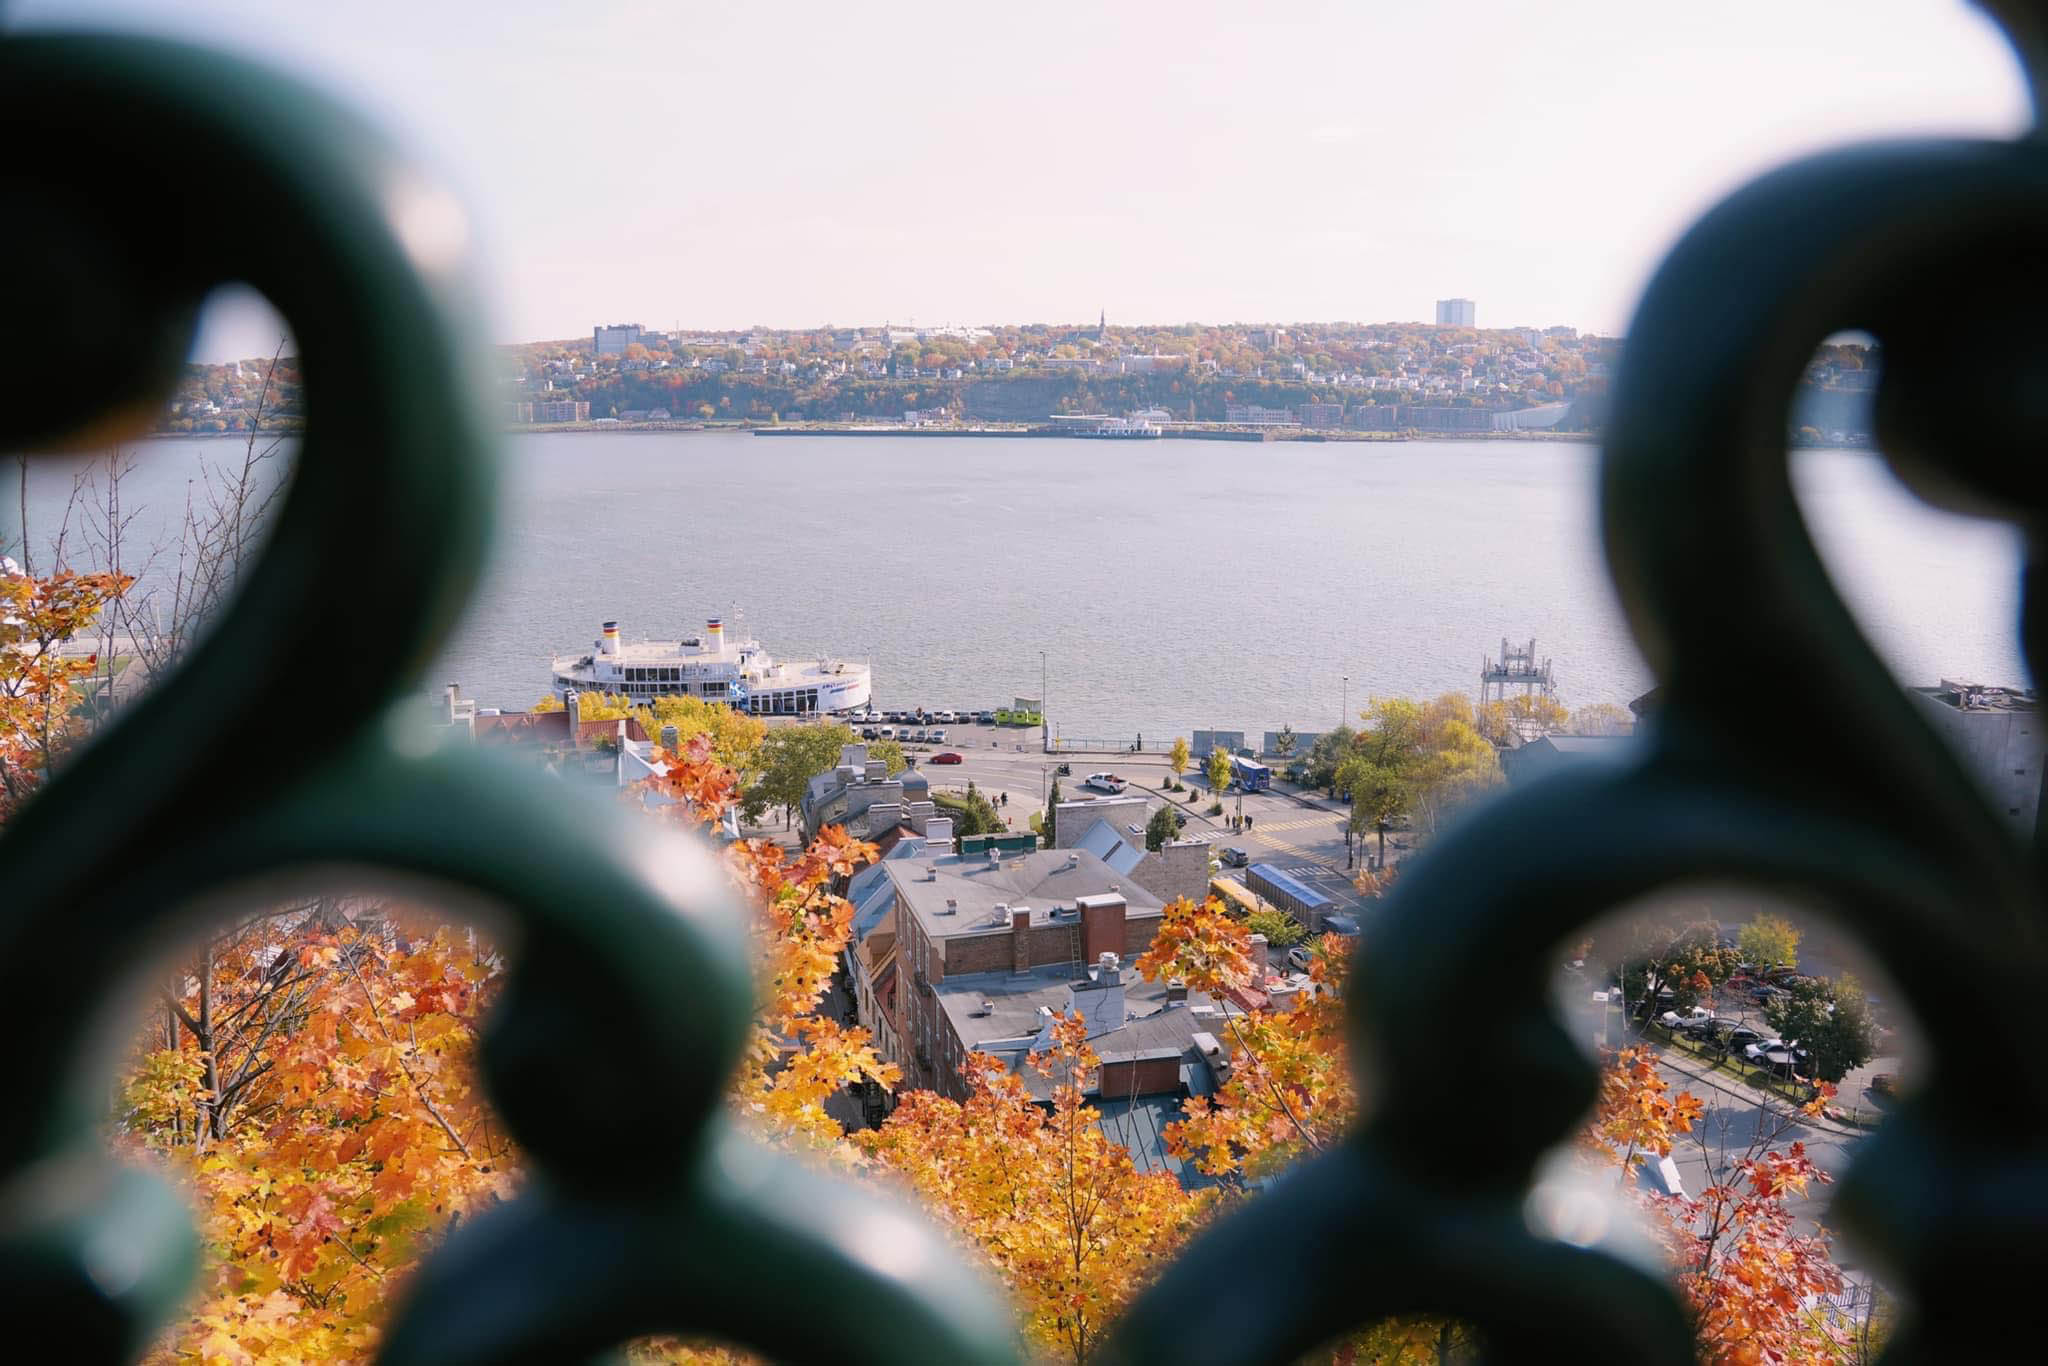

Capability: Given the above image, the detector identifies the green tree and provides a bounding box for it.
[1144,802,1183,852]
[933,780,1004,842]
[1304,724,1356,794]
[867,738,908,775]
[1205,745,1233,796]
[1272,725,1297,758]
[1167,736,1190,780]
[743,720,855,828]
[1765,973,1881,1083]
[1739,913,1801,971]
[1337,757,1406,868]
[1246,909,1305,948]
[1042,776,1062,848]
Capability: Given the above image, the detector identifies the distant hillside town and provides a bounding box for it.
[151,307,1878,440]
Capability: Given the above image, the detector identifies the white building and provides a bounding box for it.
[1435,298,1477,327]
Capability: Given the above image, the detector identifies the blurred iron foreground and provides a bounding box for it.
[4,3,2048,1363]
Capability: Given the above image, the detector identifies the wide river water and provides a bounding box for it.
[12,433,2029,739]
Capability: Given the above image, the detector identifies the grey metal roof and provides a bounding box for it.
[1074,818,1147,875]
[884,847,1164,946]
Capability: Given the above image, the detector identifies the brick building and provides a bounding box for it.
[883,843,1166,1094]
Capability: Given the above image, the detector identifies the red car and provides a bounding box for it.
[930,751,964,764]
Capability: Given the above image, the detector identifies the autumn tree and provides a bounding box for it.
[121,904,518,1362]
[1506,693,1569,733]
[1738,913,1801,972]
[0,564,132,820]
[1584,1049,1854,1362]
[1135,896,1354,1182]
[1568,702,1634,737]
[1167,736,1190,780]
[860,1015,1206,1364]
[1600,918,1742,1028]
[1204,744,1232,797]
[112,734,897,1360]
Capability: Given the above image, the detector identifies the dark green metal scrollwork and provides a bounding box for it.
[0,32,1015,1366]
[1107,6,2048,1363]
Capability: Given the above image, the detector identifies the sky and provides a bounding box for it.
[14,1,2031,359]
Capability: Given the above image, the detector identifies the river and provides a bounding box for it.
[9,433,2027,739]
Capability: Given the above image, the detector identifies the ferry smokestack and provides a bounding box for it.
[706,618,724,651]
[600,621,619,656]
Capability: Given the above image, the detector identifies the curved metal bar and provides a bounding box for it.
[0,31,1019,1366]
[1115,125,2048,1364]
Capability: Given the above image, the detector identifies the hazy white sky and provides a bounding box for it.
[17,1,2030,357]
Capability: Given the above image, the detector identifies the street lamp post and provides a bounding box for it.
[1341,674,1349,728]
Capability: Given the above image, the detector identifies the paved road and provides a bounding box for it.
[899,730,1377,915]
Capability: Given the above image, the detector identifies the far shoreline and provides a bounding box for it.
[138,423,1875,450]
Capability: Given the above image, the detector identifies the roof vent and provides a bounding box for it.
[1066,852,1080,869]
[943,898,958,915]
[972,999,994,1017]
[926,863,938,881]
[1109,883,1120,895]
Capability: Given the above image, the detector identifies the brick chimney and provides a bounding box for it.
[1248,932,1270,976]
[660,723,679,752]
[1012,908,1031,972]
[565,689,582,735]
[1077,892,1127,964]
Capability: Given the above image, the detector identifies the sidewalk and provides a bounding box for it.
[1649,1040,1865,1139]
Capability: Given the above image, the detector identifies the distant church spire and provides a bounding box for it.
[1098,307,1106,339]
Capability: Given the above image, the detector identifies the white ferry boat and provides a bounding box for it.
[550,618,872,716]
[1078,415,1163,438]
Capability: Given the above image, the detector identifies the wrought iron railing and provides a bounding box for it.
[4,4,2046,1363]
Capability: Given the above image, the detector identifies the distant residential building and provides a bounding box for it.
[1911,680,2046,830]
[533,400,590,423]
[506,401,534,424]
[593,323,646,356]
[1297,402,1345,429]
[1223,403,1295,426]
[801,744,947,840]
[1436,298,1477,327]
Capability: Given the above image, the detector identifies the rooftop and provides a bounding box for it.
[884,846,1164,942]
[1915,679,2036,712]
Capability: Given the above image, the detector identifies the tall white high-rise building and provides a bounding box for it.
[1435,298,1476,327]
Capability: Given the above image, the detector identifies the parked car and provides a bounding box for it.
[1722,1025,1764,1053]
[1083,772,1127,793]
[909,729,928,743]
[936,710,957,724]
[1869,1073,1899,1101]
[930,751,964,765]
[928,728,947,742]
[1219,846,1249,868]
[976,710,995,724]
[1287,945,1316,972]
[1659,1006,1715,1032]
[876,726,895,739]
[1748,983,1790,1003]
[860,727,878,740]
[1321,913,1360,937]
